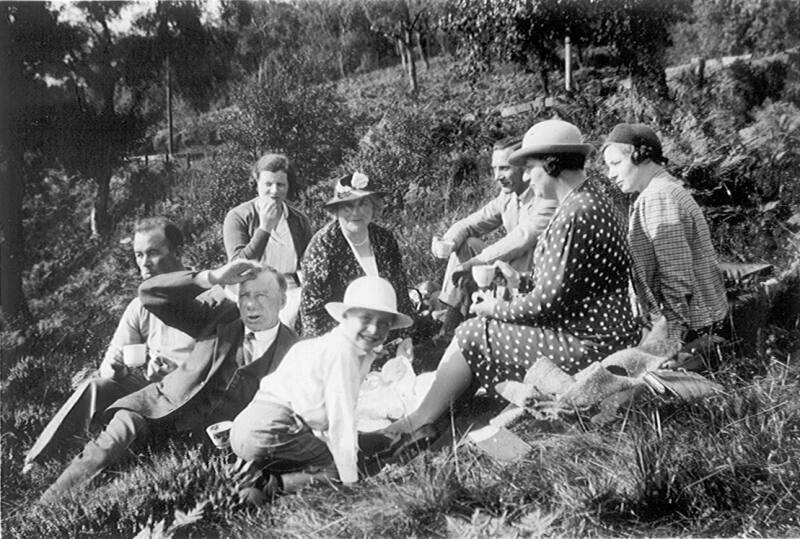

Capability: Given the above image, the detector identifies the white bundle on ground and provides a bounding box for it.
[356,339,435,431]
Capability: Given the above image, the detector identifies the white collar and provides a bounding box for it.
[246,323,280,344]
[508,184,536,205]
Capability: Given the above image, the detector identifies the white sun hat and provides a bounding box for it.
[508,119,594,166]
[325,276,413,330]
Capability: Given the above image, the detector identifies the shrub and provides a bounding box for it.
[223,59,359,189]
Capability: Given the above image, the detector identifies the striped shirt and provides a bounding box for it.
[629,173,728,340]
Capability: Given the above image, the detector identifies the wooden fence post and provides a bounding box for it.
[565,36,572,92]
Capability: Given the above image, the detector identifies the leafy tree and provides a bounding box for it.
[444,0,690,96]
[592,0,691,98]
[1,2,78,329]
[221,1,326,81]
[2,1,235,328]
[444,0,590,94]
[670,0,800,64]
[306,0,368,78]
[364,0,439,94]
[31,1,234,237]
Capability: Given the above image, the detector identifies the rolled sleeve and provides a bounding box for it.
[476,198,557,264]
[443,196,505,248]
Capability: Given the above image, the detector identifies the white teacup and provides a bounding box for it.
[471,265,496,289]
[431,237,455,259]
[206,420,234,449]
[122,344,148,368]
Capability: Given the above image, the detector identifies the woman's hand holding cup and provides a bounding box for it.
[492,260,521,290]
[471,264,496,289]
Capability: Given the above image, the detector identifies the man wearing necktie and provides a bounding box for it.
[40,259,298,502]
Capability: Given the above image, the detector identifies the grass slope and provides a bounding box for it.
[3,58,800,537]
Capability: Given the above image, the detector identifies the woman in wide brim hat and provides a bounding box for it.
[300,172,416,337]
[383,119,640,438]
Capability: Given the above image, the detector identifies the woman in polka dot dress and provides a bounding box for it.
[385,120,640,436]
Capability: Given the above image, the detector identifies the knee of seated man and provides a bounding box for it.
[459,237,485,259]
[230,412,287,462]
[230,412,264,461]
[109,409,149,435]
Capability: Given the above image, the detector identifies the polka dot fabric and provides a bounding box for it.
[457,179,640,394]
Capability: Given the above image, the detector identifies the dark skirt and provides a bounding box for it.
[456,316,629,395]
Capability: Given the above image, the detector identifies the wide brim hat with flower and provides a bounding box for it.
[323,172,385,211]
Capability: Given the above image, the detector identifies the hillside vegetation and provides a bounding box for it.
[3,43,800,539]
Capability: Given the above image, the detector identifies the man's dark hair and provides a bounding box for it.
[493,135,523,152]
[134,217,184,252]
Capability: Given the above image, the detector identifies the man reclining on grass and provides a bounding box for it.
[24,218,196,474]
[229,275,412,502]
[39,259,297,503]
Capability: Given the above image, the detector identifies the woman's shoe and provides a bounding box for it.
[385,423,439,463]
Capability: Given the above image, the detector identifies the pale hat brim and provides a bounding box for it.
[508,143,594,166]
[322,189,385,211]
[325,302,413,330]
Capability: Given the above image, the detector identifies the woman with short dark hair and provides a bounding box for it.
[223,152,313,328]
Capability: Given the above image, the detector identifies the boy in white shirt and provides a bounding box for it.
[230,275,412,497]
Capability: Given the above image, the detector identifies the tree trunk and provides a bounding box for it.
[396,38,407,71]
[166,56,173,161]
[0,142,29,332]
[436,29,450,57]
[416,30,429,70]
[0,5,30,334]
[540,65,550,96]
[91,160,113,237]
[338,18,347,78]
[403,29,418,94]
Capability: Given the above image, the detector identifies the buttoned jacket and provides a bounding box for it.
[106,271,297,423]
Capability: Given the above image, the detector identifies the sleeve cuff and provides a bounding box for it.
[194,270,213,288]
[337,464,359,484]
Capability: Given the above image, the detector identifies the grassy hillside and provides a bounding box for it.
[3,56,800,537]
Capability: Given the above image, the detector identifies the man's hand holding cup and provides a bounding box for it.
[146,355,177,382]
[431,236,455,259]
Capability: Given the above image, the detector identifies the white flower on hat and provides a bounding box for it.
[335,181,352,196]
[351,172,369,190]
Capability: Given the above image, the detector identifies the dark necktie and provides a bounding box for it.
[242,331,255,366]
